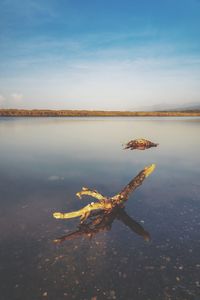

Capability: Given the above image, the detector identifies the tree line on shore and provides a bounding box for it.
[0,109,200,117]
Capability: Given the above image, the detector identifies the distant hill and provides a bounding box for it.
[175,104,200,111]
[136,102,200,112]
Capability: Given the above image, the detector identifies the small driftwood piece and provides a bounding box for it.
[53,207,150,244]
[53,164,155,223]
[124,138,158,150]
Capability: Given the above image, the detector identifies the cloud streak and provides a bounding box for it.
[0,0,200,109]
[0,94,5,105]
[1,54,199,110]
[0,92,24,108]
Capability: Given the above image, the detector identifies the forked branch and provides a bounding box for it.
[53,164,156,223]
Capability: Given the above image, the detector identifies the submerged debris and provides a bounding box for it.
[53,164,155,227]
[124,138,158,150]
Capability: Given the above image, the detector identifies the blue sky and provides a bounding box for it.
[0,0,200,109]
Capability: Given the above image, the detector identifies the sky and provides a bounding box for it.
[0,0,200,110]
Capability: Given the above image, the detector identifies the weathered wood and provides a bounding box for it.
[53,164,155,222]
[124,139,158,150]
[53,201,112,222]
[76,187,105,202]
[112,164,155,204]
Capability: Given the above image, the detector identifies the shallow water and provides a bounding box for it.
[0,117,200,300]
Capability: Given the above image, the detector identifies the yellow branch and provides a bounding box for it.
[53,201,112,222]
[53,164,156,222]
[76,187,105,202]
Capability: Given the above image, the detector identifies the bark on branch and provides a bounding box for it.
[53,164,156,223]
[124,139,158,150]
[76,187,105,202]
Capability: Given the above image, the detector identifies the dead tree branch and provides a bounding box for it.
[53,164,156,223]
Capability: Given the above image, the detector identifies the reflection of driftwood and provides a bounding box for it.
[124,139,158,150]
[53,164,155,222]
[53,207,150,244]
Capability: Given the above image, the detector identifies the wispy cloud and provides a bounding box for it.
[1,32,200,77]
[1,0,57,21]
[0,94,5,105]
[1,0,200,109]
[1,54,199,110]
[11,92,23,102]
[0,92,24,108]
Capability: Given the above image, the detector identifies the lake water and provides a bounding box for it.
[0,117,200,300]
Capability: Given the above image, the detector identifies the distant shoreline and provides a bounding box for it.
[0,109,200,117]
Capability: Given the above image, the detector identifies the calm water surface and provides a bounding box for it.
[0,117,200,300]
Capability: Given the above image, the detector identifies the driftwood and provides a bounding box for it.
[124,139,158,150]
[53,207,150,244]
[53,164,155,223]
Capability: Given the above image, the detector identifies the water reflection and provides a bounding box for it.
[54,207,150,244]
[1,117,200,300]
[53,164,154,245]
[53,164,155,222]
